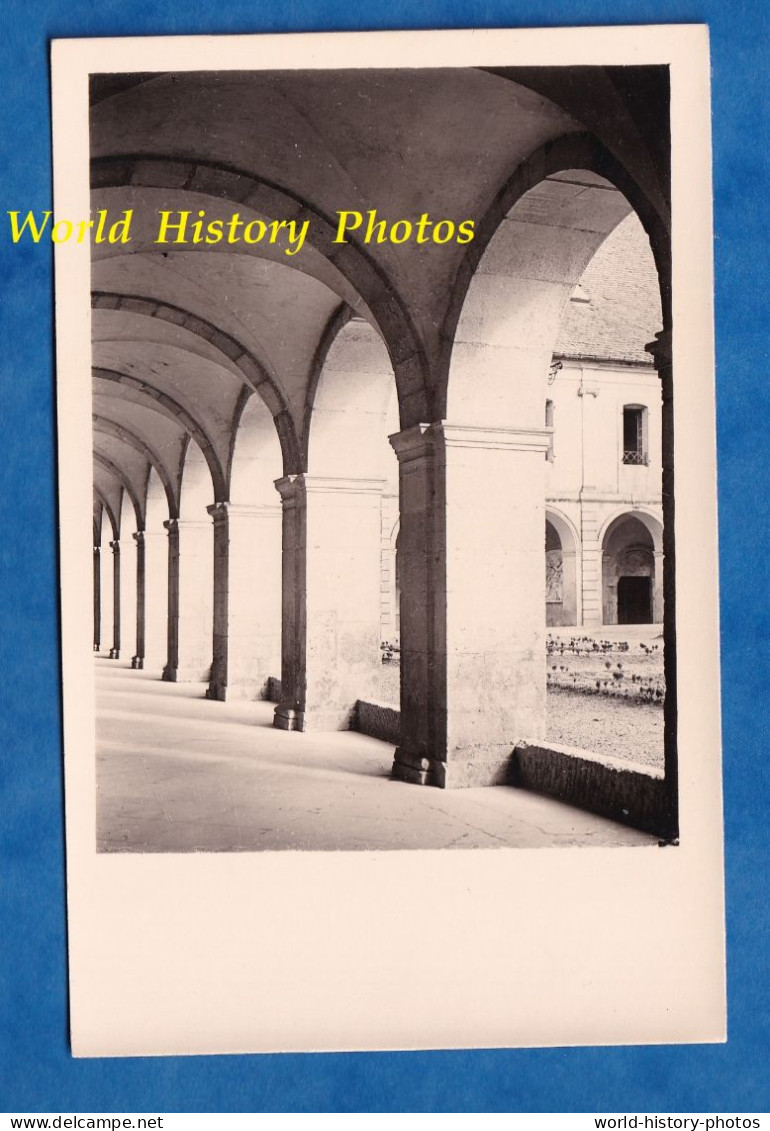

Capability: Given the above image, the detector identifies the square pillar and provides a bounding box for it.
[390,422,551,788]
[207,501,282,701]
[273,475,385,732]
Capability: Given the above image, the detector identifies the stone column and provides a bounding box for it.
[390,422,551,788]
[140,531,167,671]
[93,546,101,652]
[108,540,121,659]
[273,476,305,730]
[273,474,384,732]
[646,328,678,839]
[162,519,179,681]
[163,518,213,683]
[207,502,282,701]
[131,532,146,669]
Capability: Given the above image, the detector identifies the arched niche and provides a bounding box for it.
[545,508,580,627]
[601,512,663,626]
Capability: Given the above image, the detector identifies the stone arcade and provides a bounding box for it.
[90,66,677,840]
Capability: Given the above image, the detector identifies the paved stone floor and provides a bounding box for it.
[96,658,657,853]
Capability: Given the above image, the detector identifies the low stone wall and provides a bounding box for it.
[354,701,666,834]
[512,740,667,836]
[352,700,400,745]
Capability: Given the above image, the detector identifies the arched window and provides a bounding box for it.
[622,404,648,465]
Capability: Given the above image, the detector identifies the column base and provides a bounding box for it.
[273,701,305,731]
[392,746,518,789]
[162,665,211,683]
[93,643,100,652]
[108,648,120,659]
[130,655,144,670]
[207,677,270,703]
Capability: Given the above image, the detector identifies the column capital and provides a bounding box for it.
[93,545,100,555]
[207,501,230,525]
[389,423,432,463]
[109,540,120,554]
[274,474,304,505]
[645,328,673,371]
[132,530,145,545]
[165,518,209,531]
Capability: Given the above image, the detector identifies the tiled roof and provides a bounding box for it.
[554,213,663,364]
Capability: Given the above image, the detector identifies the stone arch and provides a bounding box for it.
[443,136,666,427]
[92,291,302,474]
[93,452,144,531]
[439,132,670,410]
[94,415,178,519]
[94,487,118,540]
[545,506,580,627]
[91,156,431,427]
[93,367,228,503]
[598,507,663,556]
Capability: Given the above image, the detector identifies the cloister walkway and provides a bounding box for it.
[96,658,657,853]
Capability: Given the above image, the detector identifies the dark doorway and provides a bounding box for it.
[617,576,652,624]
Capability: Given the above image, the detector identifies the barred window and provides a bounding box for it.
[623,405,647,465]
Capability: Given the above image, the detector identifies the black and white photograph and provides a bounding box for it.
[53,25,724,1056]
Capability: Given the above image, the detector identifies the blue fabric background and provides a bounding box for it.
[0,0,767,1113]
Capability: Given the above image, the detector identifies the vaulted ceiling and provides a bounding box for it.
[91,66,670,540]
